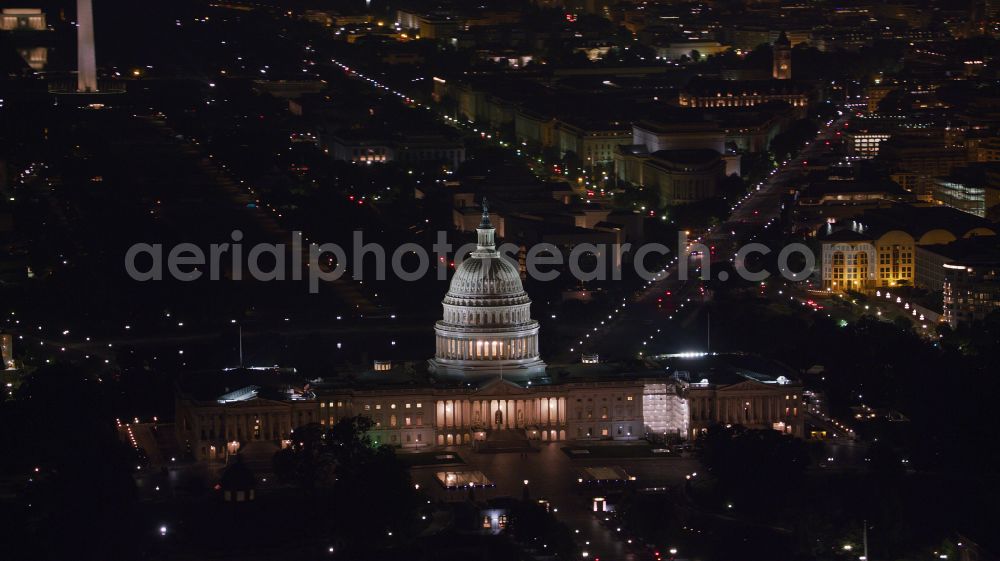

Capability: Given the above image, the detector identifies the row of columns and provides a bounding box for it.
[714,396,795,425]
[435,397,566,429]
[436,335,538,361]
[446,306,528,326]
[438,428,566,446]
[203,411,294,443]
[686,96,806,108]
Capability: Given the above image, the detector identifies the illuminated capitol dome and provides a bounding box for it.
[429,201,546,380]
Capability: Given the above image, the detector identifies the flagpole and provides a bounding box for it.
[863,519,868,561]
[707,311,711,353]
[238,325,244,369]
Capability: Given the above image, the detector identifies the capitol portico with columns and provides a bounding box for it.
[174,203,805,462]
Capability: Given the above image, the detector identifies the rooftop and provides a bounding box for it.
[683,78,812,96]
[651,353,801,387]
[176,353,802,400]
[819,204,998,241]
[802,178,910,197]
[176,367,313,403]
[649,148,721,166]
[919,236,1000,266]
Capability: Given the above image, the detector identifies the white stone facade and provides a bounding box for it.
[429,206,546,380]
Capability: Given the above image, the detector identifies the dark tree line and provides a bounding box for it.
[698,424,811,512]
[272,416,421,553]
[0,363,142,561]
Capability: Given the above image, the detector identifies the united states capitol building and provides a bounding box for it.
[175,209,804,462]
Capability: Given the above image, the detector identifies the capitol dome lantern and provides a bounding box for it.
[429,200,546,381]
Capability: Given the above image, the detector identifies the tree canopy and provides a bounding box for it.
[273,416,420,550]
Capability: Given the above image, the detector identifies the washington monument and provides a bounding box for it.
[77,0,97,92]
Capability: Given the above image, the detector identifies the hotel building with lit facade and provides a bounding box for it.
[175,209,804,462]
[818,205,996,293]
[913,236,1000,328]
[943,256,1000,328]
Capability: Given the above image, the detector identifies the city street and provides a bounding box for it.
[580,113,852,361]
[719,113,850,229]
